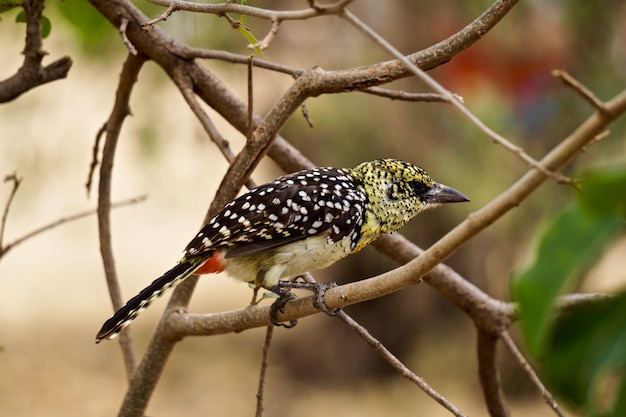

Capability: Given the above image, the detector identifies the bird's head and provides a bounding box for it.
[349,159,469,233]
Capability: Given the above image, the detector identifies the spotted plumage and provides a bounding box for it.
[96,159,468,342]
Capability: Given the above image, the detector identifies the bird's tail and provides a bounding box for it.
[95,260,203,343]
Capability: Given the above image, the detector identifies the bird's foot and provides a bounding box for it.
[310,281,341,317]
[268,286,298,328]
[269,279,340,327]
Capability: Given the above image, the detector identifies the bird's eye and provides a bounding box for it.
[409,180,429,195]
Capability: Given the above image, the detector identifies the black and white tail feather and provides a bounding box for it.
[95,261,202,343]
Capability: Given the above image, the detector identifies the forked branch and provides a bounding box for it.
[0,0,72,102]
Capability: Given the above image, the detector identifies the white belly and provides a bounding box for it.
[223,233,354,288]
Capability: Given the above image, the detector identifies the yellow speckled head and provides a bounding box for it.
[349,159,469,234]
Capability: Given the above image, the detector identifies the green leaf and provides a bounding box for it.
[514,166,626,413]
[513,204,622,355]
[543,292,626,414]
[13,11,51,38]
[40,15,51,38]
[579,167,626,217]
[237,25,263,56]
[235,0,262,56]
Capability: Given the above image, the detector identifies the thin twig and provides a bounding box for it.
[85,123,107,197]
[581,130,610,153]
[142,4,177,31]
[0,173,22,253]
[247,55,255,142]
[221,11,244,30]
[171,70,255,189]
[180,47,302,75]
[365,87,454,102]
[506,293,615,323]
[300,102,314,128]
[341,8,571,185]
[1,195,146,259]
[144,0,353,21]
[553,69,608,113]
[119,18,138,55]
[255,19,281,51]
[179,47,453,104]
[501,332,566,417]
[554,292,614,313]
[255,326,274,417]
[338,311,467,417]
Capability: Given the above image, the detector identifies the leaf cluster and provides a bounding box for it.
[514,167,626,416]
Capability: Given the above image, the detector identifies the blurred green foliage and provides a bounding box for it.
[513,167,626,416]
[53,0,113,51]
[547,292,626,416]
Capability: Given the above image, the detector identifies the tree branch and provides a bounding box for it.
[553,69,609,113]
[97,52,147,380]
[477,330,509,417]
[0,194,146,260]
[144,0,354,21]
[0,0,72,103]
[0,173,22,256]
[255,326,273,417]
[170,68,256,190]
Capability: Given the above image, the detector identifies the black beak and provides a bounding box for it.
[423,183,470,204]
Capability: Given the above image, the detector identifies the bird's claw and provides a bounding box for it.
[312,281,341,317]
[269,287,298,328]
[268,279,341,327]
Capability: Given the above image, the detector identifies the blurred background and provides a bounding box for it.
[0,0,625,416]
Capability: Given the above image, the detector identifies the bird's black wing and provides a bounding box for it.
[183,167,368,259]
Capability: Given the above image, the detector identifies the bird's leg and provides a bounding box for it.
[267,285,298,328]
[277,278,341,317]
[249,285,261,306]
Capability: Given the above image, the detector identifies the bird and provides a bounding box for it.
[95,159,469,343]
